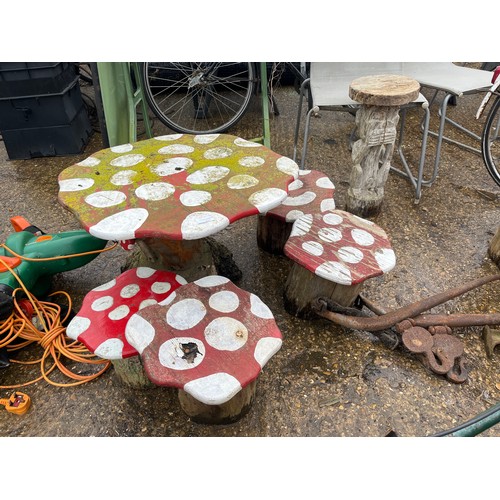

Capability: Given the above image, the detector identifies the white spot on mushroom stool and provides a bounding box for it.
[66,267,187,388]
[124,277,283,424]
[283,210,396,319]
[257,170,336,255]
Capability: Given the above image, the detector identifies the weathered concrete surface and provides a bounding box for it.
[0,69,498,439]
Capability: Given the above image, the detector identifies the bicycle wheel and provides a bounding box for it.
[141,62,255,134]
[481,95,500,187]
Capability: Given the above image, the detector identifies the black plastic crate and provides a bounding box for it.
[1,104,92,160]
[0,63,77,98]
[0,62,75,82]
[0,75,84,129]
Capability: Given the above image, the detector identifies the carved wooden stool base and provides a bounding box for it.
[347,74,420,217]
[112,357,155,389]
[178,379,257,425]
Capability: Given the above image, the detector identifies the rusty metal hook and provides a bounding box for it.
[312,273,500,332]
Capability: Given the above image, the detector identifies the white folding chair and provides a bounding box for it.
[293,62,431,202]
[401,62,493,185]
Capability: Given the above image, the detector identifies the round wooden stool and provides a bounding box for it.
[347,74,420,217]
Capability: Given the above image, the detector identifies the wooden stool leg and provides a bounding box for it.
[283,262,362,319]
[112,357,155,389]
[483,325,500,358]
[346,105,399,217]
[178,379,257,425]
[257,215,293,255]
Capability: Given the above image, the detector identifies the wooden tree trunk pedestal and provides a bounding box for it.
[488,227,500,267]
[177,379,257,425]
[283,263,363,319]
[123,237,242,283]
[111,357,155,389]
[346,74,420,217]
[257,215,293,255]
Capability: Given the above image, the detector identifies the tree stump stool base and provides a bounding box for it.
[284,263,363,319]
[178,379,257,425]
[483,325,500,358]
[257,170,336,255]
[111,357,155,388]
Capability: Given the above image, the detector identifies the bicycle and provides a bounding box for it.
[140,62,257,134]
[140,62,308,135]
[477,65,500,187]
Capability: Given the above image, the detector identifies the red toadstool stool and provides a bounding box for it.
[66,267,187,387]
[125,275,283,424]
[283,209,396,318]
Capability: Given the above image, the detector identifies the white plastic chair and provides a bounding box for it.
[293,62,431,202]
[402,62,493,183]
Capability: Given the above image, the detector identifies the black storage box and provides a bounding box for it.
[0,62,92,160]
[0,63,77,98]
[1,105,92,159]
[0,75,86,129]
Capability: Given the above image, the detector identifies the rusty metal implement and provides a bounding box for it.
[312,273,500,332]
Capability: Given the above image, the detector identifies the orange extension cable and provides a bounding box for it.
[0,245,117,389]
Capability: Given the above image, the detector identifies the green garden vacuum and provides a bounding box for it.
[0,216,109,367]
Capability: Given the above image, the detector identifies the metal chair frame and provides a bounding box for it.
[292,63,431,203]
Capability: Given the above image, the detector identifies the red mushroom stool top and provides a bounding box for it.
[264,169,336,222]
[57,133,299,242]
[284,210,396,285]
[124,275,283,405]
[66,267,187,359]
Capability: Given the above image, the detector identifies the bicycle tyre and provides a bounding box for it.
[481,94,500,188]
[141,62,255,134]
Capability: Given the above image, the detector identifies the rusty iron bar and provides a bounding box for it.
[312,273,500,332]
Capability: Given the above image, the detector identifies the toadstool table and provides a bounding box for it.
[58,134,299,281]
[283,209,396,318]
[257,169,336,254]
[66,267,187,388]
[347,74,420,217]
[125,275,283,424]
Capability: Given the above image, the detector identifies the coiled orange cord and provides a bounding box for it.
[0,247,115,389]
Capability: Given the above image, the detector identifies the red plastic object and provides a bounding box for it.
[492,66,500,84]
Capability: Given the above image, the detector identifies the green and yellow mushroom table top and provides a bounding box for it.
[58,133,299,242]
